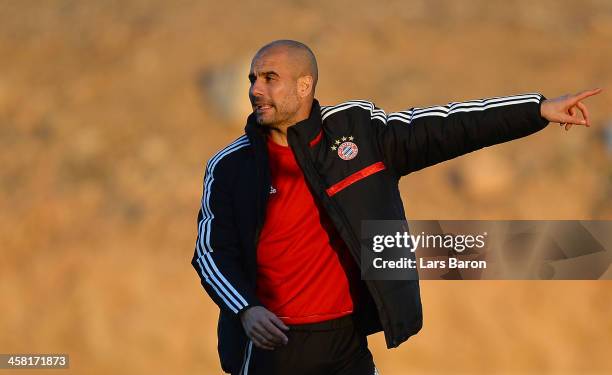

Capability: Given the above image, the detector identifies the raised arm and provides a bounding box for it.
[376,92,548,176]
[375,88,601,176]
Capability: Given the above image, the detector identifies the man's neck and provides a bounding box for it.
[266,100,313,147]
[268,128,290,146]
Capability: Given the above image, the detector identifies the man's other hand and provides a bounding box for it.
[240,306,289,350]
[540,88,603,131]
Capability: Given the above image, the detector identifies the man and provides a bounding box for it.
[191,39,601,375]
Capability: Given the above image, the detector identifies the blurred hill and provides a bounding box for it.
[0,0,611,374]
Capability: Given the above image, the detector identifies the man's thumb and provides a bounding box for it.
[559,114,586,125]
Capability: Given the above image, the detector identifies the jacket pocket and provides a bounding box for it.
[326,161,386,197]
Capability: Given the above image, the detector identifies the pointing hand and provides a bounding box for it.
[540,88,603,131]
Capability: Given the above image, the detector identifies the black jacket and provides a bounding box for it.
[191,92,549,373]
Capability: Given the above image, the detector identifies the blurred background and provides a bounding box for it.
[1,0,611,374]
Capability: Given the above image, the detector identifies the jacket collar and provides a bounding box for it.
[245,99,322,146]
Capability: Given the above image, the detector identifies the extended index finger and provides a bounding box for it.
[573,88,603,103]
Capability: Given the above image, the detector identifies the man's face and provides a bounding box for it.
[248,50,301,128]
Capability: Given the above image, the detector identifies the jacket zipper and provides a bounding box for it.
[287,127,393,342]
[250,130,271,266]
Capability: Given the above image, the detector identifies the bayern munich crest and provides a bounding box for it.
[331,136,358,160]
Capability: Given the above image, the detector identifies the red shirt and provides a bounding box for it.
[255,136,359,324]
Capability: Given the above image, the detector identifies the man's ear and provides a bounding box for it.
[297,75,314,98]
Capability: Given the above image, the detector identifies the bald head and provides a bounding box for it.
[248,40,318,131]
[255,40,318,89]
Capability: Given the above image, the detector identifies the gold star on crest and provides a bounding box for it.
[349,136,354,141]
[331,146,337,151]
[335,140,341,145]
[341,136,347,141]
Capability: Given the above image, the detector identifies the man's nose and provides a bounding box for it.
[249,79,264,98]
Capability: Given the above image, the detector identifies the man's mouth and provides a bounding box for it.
[255,104,273,112]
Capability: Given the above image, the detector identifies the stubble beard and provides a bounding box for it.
[256,97,300,130]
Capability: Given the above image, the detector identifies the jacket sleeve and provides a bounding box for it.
[374,92,550,176]
[191,156,260,316]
